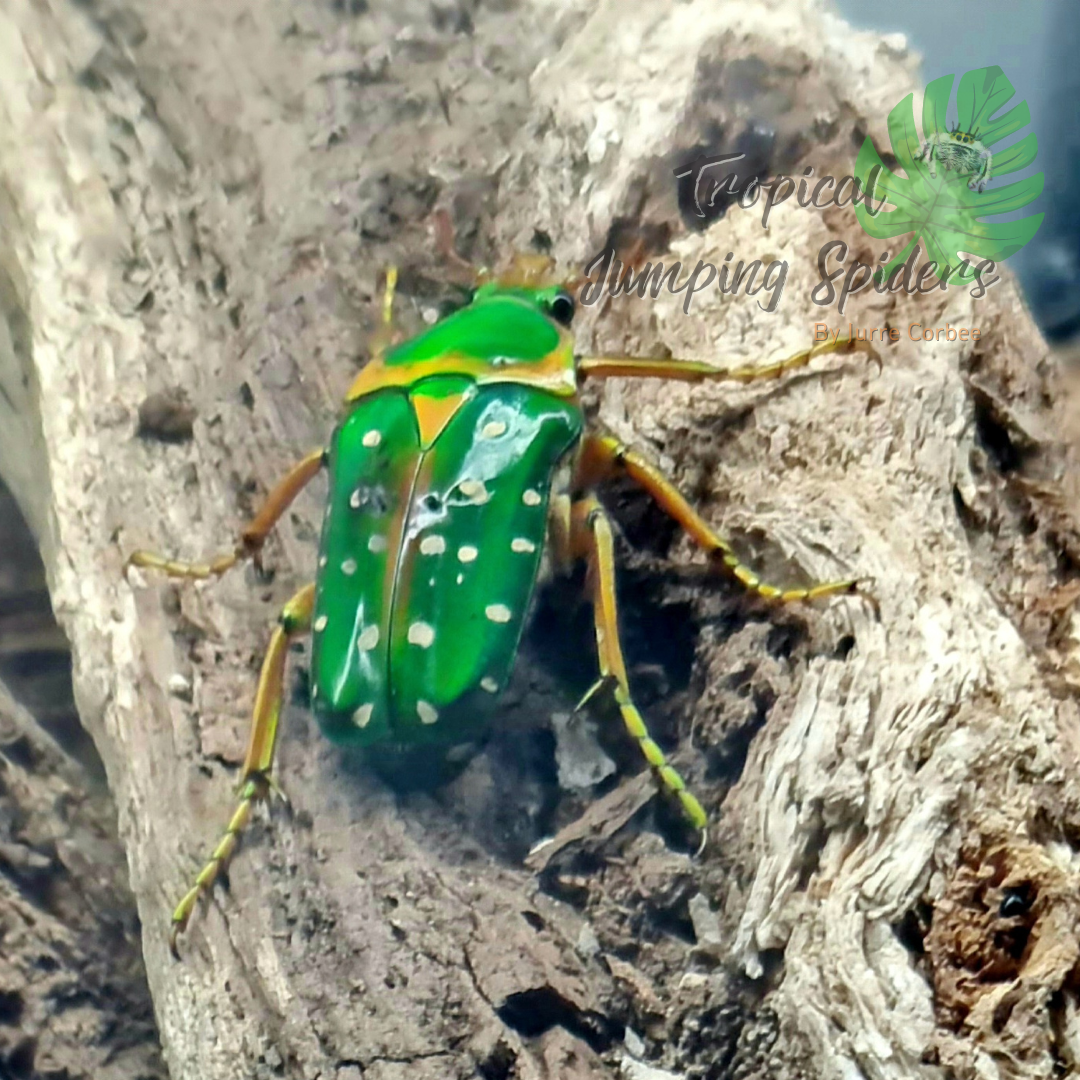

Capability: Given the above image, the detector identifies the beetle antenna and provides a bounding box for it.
[431,208,485,286]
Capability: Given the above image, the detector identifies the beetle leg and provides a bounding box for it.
[574,673,618,713]
[547,492,574,573]
[169,582,315,956]
[127,448,326,580]
[576,334,877,384]
[576,434,862,603]
[568,495,707,837]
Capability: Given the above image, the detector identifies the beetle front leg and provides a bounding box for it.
[577,434,862,603]
[127,448,326,580]
[563,495,707,838]
[169,581,315,956]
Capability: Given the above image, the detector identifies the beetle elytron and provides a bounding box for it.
[129,243,871,953]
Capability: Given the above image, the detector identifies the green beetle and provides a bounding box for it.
[129,251,869,954]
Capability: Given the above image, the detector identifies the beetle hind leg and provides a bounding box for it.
[565,495,708,838]
[169,582,315,956]
[127,448,325,581]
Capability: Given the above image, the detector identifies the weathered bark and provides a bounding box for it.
[0,473,160,1076]
[1,1,1079,1079]
[0,478,103,777]
[0,674,164,1079]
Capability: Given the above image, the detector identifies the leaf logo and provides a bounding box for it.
[855,66,1043,287]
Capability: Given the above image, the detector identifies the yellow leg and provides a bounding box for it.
[576,335,878,383]
[577,434,859,603]
[365,265,401,364]
[382,265,397,328]
[563,495,707,837]
[127,449,325,581]
[169,582,315,956]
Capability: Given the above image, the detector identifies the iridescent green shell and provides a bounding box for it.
[310,291,583,746]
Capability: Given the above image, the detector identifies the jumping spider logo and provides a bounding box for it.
[913,122,992,193]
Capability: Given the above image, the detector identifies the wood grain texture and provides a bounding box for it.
[1,2,1078,1078]
[0,678,163,1079]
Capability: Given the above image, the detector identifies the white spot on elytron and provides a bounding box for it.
[456,573,464,585]
[458,545,478,563]
[357,625,380,651]
[341,558,357,576]
[368,535,388,553]
[314,615,328,632]
[407,621,435,648]
[417,700,439,725]
[481,420,507,439]
[523,489,542,506]
[420,535,446,555]
[511,537,536,554]
[458,479,490,504]
[480,676,499,694]
[319,555,328,568]
[353,704,374,728]
[362,429,382,447]
[485,604,512,623]
[350,489,362,509]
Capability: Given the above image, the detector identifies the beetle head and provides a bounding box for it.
[431,208,580,325]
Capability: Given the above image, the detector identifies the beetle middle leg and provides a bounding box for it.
[577,434,860,603]
[127,448,325,580]
[555,493,708,837]
[169,581,315,955]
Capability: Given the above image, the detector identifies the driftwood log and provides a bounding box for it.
[2,1,1080,1078]
[0,664,162,1077]
[0,474,164,1079]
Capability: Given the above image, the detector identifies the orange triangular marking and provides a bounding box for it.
[411,391,466,449]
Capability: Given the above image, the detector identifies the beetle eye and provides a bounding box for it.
[548,292,575,327]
